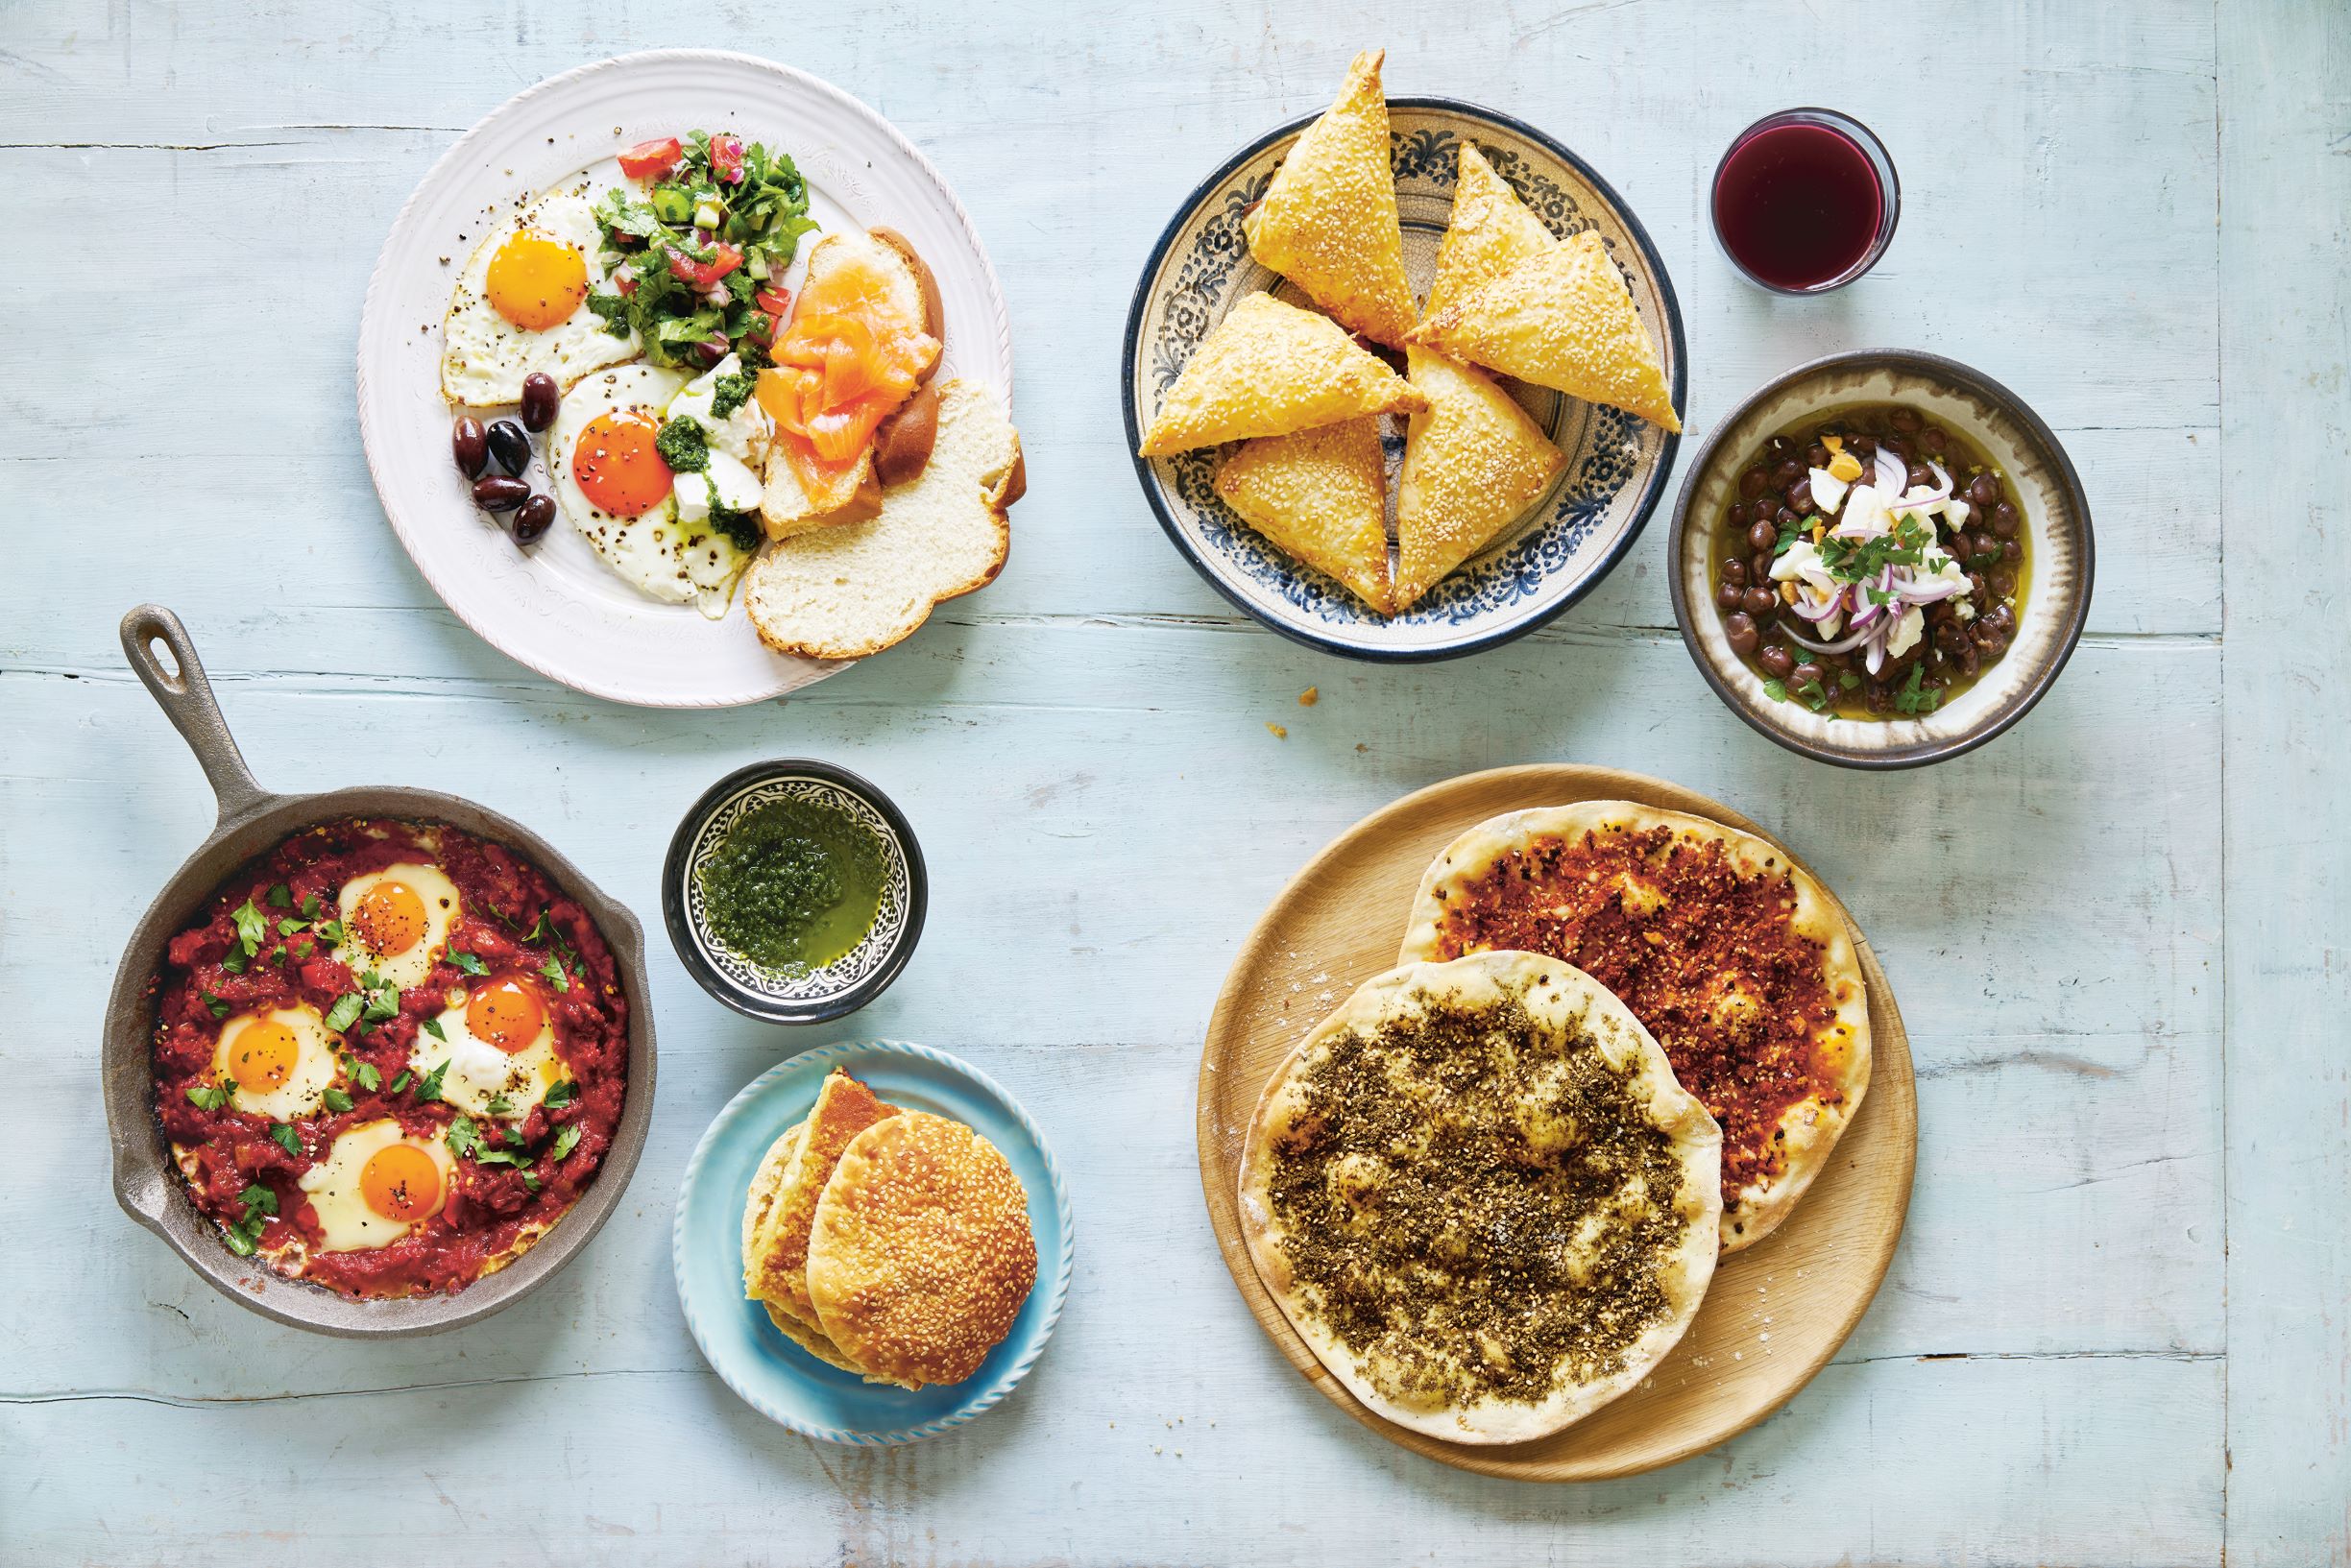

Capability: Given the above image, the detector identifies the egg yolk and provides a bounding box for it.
[467,977,548,1054]
[352,880,429,955]
[484,229,590,331]
[360,1143,443,1222]
[571,412,673,518]
[228,1021,300,1092]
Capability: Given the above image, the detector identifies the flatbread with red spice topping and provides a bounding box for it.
[1397,803,1869,1252]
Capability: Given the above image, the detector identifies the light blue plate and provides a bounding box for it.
[672,1040,1074,1444]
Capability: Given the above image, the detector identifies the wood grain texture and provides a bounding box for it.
[1199,765,1916,1480]
[0,0,2329,1560]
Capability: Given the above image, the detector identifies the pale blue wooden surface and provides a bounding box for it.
[0,2,2341,1564]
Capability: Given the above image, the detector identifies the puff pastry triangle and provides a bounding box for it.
[1421,142,1558,323]
[1242,50,1418,348]
[1409,229,1681,432]
[1215,417,1394,613]
[1138,292,1424,457]
[1394,347,1567,610]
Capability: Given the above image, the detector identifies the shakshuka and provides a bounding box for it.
[150,818,629,1298]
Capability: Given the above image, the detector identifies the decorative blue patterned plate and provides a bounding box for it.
[1121,98,1685,661]
[672,1040,1074,1445]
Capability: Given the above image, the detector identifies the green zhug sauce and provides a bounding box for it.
[695,796,886,976]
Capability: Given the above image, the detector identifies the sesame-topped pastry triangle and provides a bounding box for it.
[1420,142,1559,323]
[1393,346,1567,611]
[1215,417,1395,614]
[1137,293,1426,458]
[1242,50,1418,349]
[1408,229,1682,432]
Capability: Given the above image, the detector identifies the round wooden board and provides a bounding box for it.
[1196,764,1917,1482]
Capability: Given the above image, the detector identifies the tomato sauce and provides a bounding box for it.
[150,819,629,1299]
[1427,825,1843,1196]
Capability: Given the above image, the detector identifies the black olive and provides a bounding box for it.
[486,420,532,475]
[513,494,556,543]
[520,373,561,433]
[472,475,530,512]
[452,417,488,479]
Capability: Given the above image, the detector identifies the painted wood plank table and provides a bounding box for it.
[2,3,2343,1563]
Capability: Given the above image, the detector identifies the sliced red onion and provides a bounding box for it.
[1781,619,1875,656]
[1927,459,1952,492]
[1902,575,1969,604]
[1791,587,1845,623]
[1873,446,1907,494]
[1864,637,1888,676]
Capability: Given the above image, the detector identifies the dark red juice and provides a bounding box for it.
[1713,123,1883,290]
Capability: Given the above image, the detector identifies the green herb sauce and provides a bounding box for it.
[695,797,885,975]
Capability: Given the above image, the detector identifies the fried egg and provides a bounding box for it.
[440,181,639,407]
[298,1119,455,1251]
[551,364,755,617]
[211,1005,341,1121]
[333,862,462,991]
[410,975,567,1122]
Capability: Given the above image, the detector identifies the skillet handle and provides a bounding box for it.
[119,606,273,827]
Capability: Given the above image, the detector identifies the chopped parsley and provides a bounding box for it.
[1773,513,1817,558]
[230,898,267,955]
[202,994,233,1021]
[313,919,347,945]
[485,1092,515,1118]
[324,993,364,1033]
[420,1017,448,1042]
[185,1078,233,1111]
[268,1123,302,1157]
[654,416,710,473]
[1894,663,1945,714]
[322,1087,353,1114]
[411,1060,450,1104]
[300,893,321,919]
[390,1070,413,1094]
[359,973,400,1025]
[267,883,293,909]
[277,918,306,937]
[449,950,490,977]
[446,1115,484,1160]
[545,1080,579,1109]
[350,1060,381,1092]
[223,1182,277,1256]
[540,955,570,993]
[549,1124,582,1162]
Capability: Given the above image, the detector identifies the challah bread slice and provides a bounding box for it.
[744,378,1021,660]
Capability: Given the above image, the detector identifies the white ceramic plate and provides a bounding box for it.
[358,51,1014,708]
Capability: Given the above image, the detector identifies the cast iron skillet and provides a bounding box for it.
[103,606,658,1336]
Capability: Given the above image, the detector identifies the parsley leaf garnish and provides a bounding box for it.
[267,883,293,909]
[1893,663,1945,714]
[203,994,233,1021]
[300,893,320,919]
[473,1147,532,1170]
[278,918,306,937]
[223,1183,277,1256]
[323,1087,353,1114]
[421,1017,448,1042]
[1762,677,1789,703]
[325,993,364,1033]
[447,1115,484,1160]
[412,1059,449,1104]
[485,1092,514,1118]
[390,1070,412,1094]
[351,1060,381,1092]
[545,1080,579,1109]
[268,1123,302,1157]
[314,919,347,945]
[449,950,489,977]
[185,1078,233,1111]
[549,1124,582,1162]
[540,955,570,993]
[230,898,266,954]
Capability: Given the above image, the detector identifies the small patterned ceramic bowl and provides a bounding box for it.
[662,760,926,1024]
[1668,350,2094,768]
[1122,97,1685,661]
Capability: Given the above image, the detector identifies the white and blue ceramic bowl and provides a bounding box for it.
[672,1040,1073,1445]
[1122,98,1686,661]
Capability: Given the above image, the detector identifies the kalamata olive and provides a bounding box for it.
[1758,644,1795,679]
[1935,619,1968,650]
[1908,463,1935,490]
[1722,558,1749,588]
[1882,435,1913,462]
[1748,519,1778,551]
[1992,500,2020,537]
[1969,530,2000,563]
[1966,472,2001,508]
[1792,661,1826,691]
[1990,568,2017,597]
[1865,682,1892,713]
[1988,603,2018,633]
[1771,457,1803,488]
[1958,643,1981,677]
[693,337,730,369]
[1919,425,1948,456]
[520,373,561,432]
[1750,550,1776,582]
[1765,434,1795,458]
[512,493,556,543]
[452,417,488,478]
[1967,570,1991,601]
[1852,433,1878,458]
[1716,580,1745,611]
[472,474,530,512]
[486,420,531,476]
[1889,406,1923,434]
[1786,479,1815,514]
[1973,621,2008,654]
[1739,467,1768,499]
[1725,612,1759,657]
[1806,442,1831,469]
[1744,585,1780,617]
[2002,539,2023,563]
